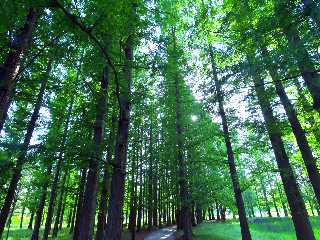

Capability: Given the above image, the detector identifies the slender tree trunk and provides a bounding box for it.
[261,46,320,206]
[59,188,67,230]
[78,67,109,240]
[0,59,51,238]
[19,206,25,228]
[271,192,280,217]
[43,97,73,240]
[196,205,203,224]
[73,169,87,239]
[69,195,77,233]
[261,182,272,217]
[147,122,153,230]
[95,111,116,240]
[128,144,138,240]
[0,8,39,132]
[276,1,320,112]
[277,185,289,217]
[28,208,35,229]
[209,45,251,240]
[152,146,158,227]
[66,209,72,228]
[105,35,133,240]
[52,172,68,239]
[216,202,220,221]
[292,78,320,143]
[171,28,193,240]
[137,137,143,232]
[249,55,315,240]
[31,165,52,240]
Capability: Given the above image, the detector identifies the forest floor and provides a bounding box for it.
[4,226,163,240]
[193,217,320,240]
[5,217,320,239]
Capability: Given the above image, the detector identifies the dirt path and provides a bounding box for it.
[144,226,177,240]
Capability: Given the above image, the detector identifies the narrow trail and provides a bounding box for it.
[144,226,177,240]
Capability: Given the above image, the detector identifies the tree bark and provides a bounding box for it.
[19,206,25,228]
[249,55,315,240]
[73,169,87,239]
[28,208,35,229]
[43,97,73,240]
[95,110,116,240]
[276,0,320,112]
[171,28,193,240]
[261,46,320,206]
[78,66,109,240]
[105,34,133,240]
[292,78,320,143]
[0,59,51,238]
[0,8,39,132]
[209,45,251,240]
[52,172,68,239]
[31,165,52,240]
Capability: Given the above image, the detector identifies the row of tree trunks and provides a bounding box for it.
[276,0,320,113]
[172,28,193,240]
[31,165,53,240]
[105,32,134,240]
[42,96,74,240]
[52,172,68,239]
[209,45,252,240]
[0,7,40,132]
[78,66,109,240]
[0,59,52,238]
[73,169,87,240]
[248,54,315,240]
[95,110,117,240]
[260,46,320,206]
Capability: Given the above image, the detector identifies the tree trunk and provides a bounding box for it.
[95,111,116,240]
[209,45,251,240]
[147,122,153,230]
[276,1,320,112]
[196,205,203,224]
[78,67,109,240]
[59,188,67,230]
[261,46,320,206]
[128,144,138,240]
[19,206,25,228]
[105,35,133,240]
[292,78,320,143]
[31,165,52,240]
[171,28,193,240]
[271,192,280,217]
[261,183,272,218]
[137,138,143,233]
[69,196,77,233]
[28,208,35,229]
[216,202,220,221]
[0,8,39,132]
[249,55,315,240]
[0,59,51,238]
[277,185,289,217]
[43,97,73,240]
[52,172,68,239]
[73,169,87,239]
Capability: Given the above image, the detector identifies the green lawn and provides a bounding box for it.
[193,217,320,240]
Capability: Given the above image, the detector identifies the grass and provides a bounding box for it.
[193,217,320,240]
[5,216,320,239]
